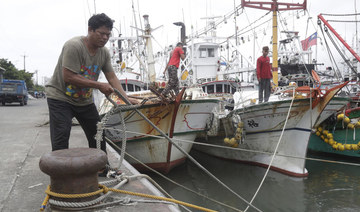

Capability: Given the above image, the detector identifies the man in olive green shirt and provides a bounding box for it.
[45,13,137,152]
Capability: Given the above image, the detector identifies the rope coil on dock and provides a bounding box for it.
[40,183,217,212]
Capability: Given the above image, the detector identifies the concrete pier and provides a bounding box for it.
[0,98,180,212]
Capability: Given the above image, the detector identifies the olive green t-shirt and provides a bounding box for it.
[45,36,113,106]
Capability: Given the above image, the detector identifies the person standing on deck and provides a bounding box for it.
[162,42,185,97]
[45,13,138,153]
[256,46,272,103]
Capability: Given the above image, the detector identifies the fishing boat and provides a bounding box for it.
[307,13,360,158]
[96,14,219,173]
[309,108,360,158]
[192,1,351,177]
[98,88,219,173]
[194,82,347,177]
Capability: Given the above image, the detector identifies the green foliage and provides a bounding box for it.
[0,58,35,89]
[32,84,45,92]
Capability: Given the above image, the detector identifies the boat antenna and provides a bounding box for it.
[93,0,96,14]
[355,0,359,55]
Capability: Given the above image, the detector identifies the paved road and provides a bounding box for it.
[0,99,89,211]
[0,99,179,212]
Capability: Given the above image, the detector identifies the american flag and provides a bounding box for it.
[301,32,317,51]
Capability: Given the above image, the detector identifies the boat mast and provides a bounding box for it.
[143,15,156,83]
[131,0,143,81]
[241,0,306,86]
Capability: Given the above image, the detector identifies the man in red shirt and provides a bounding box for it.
[256,46,272,103]
[162,42,185,96]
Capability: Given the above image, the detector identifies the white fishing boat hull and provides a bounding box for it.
[195,84,348,177]
[100,95,219,173]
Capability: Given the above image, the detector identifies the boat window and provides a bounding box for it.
[128,84,134,92]
[216,84,222,93]
[207,85,215,94]
[202,86,206,92]
[199,48,207,58]
[208,48,215,57]
[135,85,141,91]
[121,83,127,91]
[224,84,230,93]
[231,86,236,94]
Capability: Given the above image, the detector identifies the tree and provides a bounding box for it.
[0,58,34,89]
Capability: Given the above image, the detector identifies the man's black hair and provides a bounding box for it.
[88,13,113,31]
[176,42,183,47]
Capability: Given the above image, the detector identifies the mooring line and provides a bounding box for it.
[103,88,261,212]
[103,127,360,167]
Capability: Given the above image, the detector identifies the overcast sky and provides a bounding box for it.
[0,0,359,85]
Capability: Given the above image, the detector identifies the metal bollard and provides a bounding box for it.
[39,148,107,204]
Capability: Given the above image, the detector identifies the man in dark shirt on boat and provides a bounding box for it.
[162,42,185,97]
[45,13,137,153]
[256,46,272,103]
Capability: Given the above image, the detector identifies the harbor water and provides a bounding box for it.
[148,149,360,212]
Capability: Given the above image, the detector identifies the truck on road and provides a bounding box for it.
[0,67,29,106]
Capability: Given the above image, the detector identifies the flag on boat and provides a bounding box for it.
[301,32,317,51]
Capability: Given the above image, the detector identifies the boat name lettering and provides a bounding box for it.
[247,119,259,128]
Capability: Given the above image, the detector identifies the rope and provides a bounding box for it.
[109,88,261,212]
[244,87,296,212]
[95,97,145,172]
[41,184,217,212]
[103,127,360,167]
[45,178,129,210]
[105,136,243,212]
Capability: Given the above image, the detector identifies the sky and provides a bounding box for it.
[0,0,359,85]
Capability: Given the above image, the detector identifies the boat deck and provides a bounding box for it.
[0,99,179,212]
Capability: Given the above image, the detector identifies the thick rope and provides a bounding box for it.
[244,88,296,212]
[41,184,216,212]
[105,136,242,212]
[95,98,143,172]
[111,88,261,212]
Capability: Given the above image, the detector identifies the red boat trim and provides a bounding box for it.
[166,88,186,163]
[345,107,360,117]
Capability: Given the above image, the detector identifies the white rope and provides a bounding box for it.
[104,136,243,212]
[244,87,296,212]
[107,89,262,212]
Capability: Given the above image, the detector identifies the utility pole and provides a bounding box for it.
[21,53,28,71]
[241,0,307,86]
[34,70,39,85]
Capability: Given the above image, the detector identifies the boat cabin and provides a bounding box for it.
[201,81,237,94]
[186,42,220,85]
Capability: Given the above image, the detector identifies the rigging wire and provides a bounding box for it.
[93,0,96,14]
[86,0,92,16]
[105,136,244,212]
[104,90,262,212]
[323,25,357,75]
[327,20,360,23]
[318,22,343,79]
[321,13,360,16]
